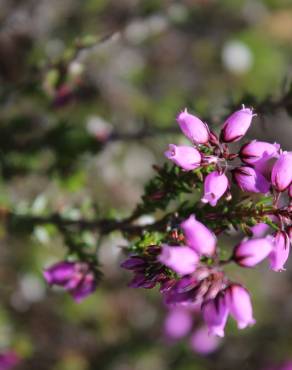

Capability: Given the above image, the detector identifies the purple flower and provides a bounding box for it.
[180,215,217,256]
[158,245,199,275]
[177,109,210,144]
[225,284,255,329]
[201,171,229,207]
[190,326,221,355]
[269,231,290,272]
[232,166,271,194]
[271,152,292,191]
[250,222,270,238]
[220,106,254,143]
[0,351,20,370]
[164,307,193,339]
[233,237,273,267]
[164,144,201,171]
[44,261,97,302]
[202,294,229,337]
[239,140,280,176]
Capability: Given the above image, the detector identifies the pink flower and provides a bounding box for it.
[201,171,229,206]
[269,231,290,272]
[164,307,193,339]
[176,109,210,144]
[164,144,201,171]
[180,215,217,256]
[158,245,200,275]
[250,223,270,238]
[202,294,229,337]
[190,325,221,355]
[233,237,273,267]
[232,166,271,194]
[271,152,292,192]
[239,140,280,176]
[44,261,97,302]
[220,106,254,143]
[225,284,256,329]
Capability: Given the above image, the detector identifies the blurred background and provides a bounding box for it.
[1,0,292,369]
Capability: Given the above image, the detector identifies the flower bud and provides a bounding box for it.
[220,106,254,143]
[269,231,290,272]
[180,215,217,256]
[44,261,75,285]
[158,245,199,275]
[177,109,210,144]
[271,152,292,191]
[201,171,229,207]
[233,237,273,267]
[239,140,280,176]
[190,326,221,355]
[232,166,270,194]
[164,144,201,171]
[239,140,279,164]
[202,294,229,337]
[164,307,193,339]
[225,284,256,329]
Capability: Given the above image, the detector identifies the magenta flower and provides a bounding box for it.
[220,106,254,143]
[180,215,217,256]
[250,222,270,238]
[164,144,201,171]
[201,171,229,207]
[177,109,210,144]
[233,237,273,267]
[44,261,97,302]
[202,294,229,337]
[190,325,221,355]
[240,140,280,176]
[269,231,290,272]
[232,166,271,194]
[271,152,292,191]
[225,284,256,329]
[164,307,193,339]
[158,245,200,275]
[0,351,20,370]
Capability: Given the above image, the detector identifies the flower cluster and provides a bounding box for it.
[43,261,97,302]
[122,105,292,339]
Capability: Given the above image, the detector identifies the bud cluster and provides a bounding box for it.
[122,105,292,338]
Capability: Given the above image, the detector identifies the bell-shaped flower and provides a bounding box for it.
[239,140,280,176]
[271,152,292,191]
[269,231,290,272]
[202,294,229,337]
[177,109,210,144]
[220,106,254,143]
[201,171,229,206]
[225,284,256,329]
[232,166,270,194]
[164,144,201,171]
[158,245,200,275]
[180,215,217,256]
[233,237,273,267]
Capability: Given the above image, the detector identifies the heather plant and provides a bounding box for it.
[3,2,292,368]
